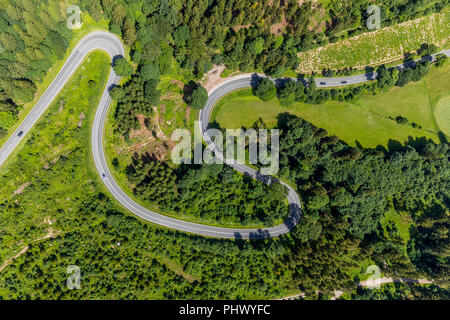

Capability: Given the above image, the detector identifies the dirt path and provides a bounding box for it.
[359,277,432,287]
[201,64,227,92]
[278,277,433,300]
[0,227,60,273]
[13,182,30,195]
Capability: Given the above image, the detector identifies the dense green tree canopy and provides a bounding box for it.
[113,57,133,76]
[254,78,277,101]
[189,86,208,110]
[0,0,448,300]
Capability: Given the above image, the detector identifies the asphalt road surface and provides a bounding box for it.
[1,31,448,239]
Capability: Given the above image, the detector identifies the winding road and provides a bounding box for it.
[0,31,448,239]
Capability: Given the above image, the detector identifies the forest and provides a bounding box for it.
[1,110,448,298]
[0,0,71,137]
[1,0,448,137]
[126,155,288,226]
[0,0,448,299]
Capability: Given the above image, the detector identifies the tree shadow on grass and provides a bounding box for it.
[276,112,297,129]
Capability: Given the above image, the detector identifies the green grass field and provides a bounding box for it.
[434,96,450,136]
[297,9,450,73]
[380,209,412,245]
[212,63,450,148]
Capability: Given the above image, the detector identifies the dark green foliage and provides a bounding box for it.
[127,155,178,209]
[418,43,439,57]
[396,61,430,87]
[248,37,265,55]
[435,54,447,67]
[278,80,304,106]
[113,57,133,76]
[187,85,208,110]
[144,80,161,105]
[0,99,18,115]
[254,78,276,101]
[127,156,288,227]
[45,30,69,58]
[408,205,450,281]
[2,0,447,135]
[395,116,408,124]
[376,65,399,91]
[109,86,125,100]
[1,0,448,300]
[112,76,153,135]
[326,0,447,42]
[278,116,449,241]
[252,117,267,130]
[112,158,119,167]
[139,63,160,81]
[3,108,448,299]
[0,0,73,108]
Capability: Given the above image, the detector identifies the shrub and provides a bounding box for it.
[395,116,408,124]
[435,54,447,68]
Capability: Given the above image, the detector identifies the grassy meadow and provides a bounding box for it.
[212,63,450,148]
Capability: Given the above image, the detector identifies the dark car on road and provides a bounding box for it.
[320,82,326,85]
[18,131,24,137]
[341,81,347,84]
